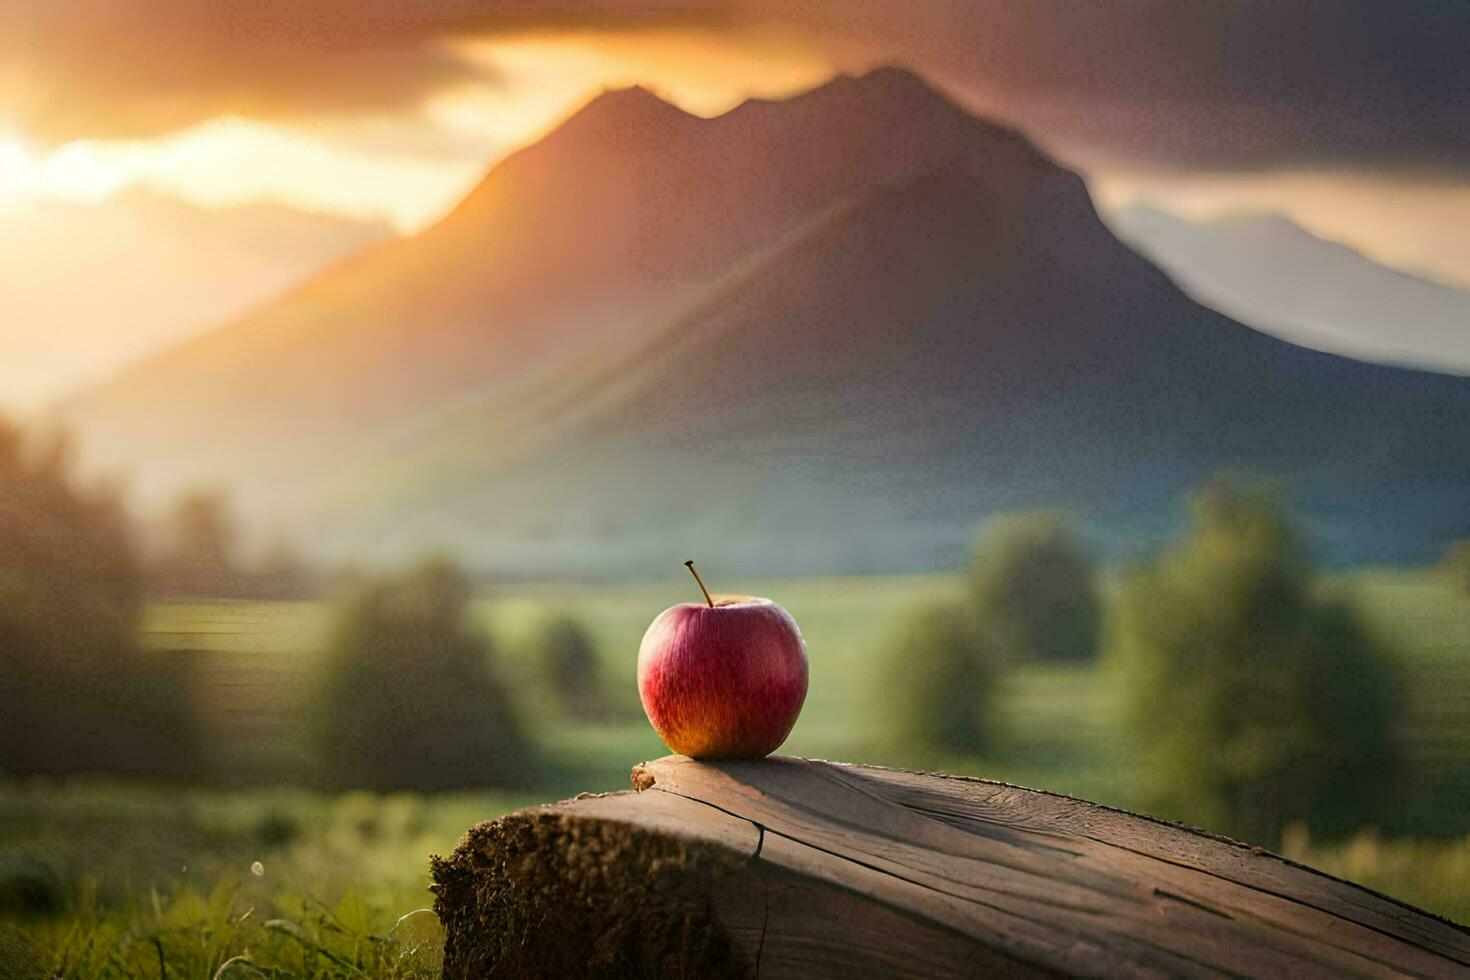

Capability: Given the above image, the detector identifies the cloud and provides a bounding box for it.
[3,0,1466,175]
[0,1,724,141]
[757,0,1469,175]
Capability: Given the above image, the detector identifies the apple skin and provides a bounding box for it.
[637,596,808,759]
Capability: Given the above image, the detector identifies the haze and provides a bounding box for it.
[2,4,1467,409]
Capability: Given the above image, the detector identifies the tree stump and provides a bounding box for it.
[430,756,1469,978]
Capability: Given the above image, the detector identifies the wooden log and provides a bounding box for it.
[430,756,1470,978]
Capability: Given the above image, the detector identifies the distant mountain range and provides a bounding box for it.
[62,68,1470,574]
[1108,206,1470,375]
[2,189,388,413]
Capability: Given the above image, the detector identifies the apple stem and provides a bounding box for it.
[684,560,715,608]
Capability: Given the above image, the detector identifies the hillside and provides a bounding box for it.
[63,68,1026,495]
[0,190,387,413]
[62,68,1470,573]
[318,156,1470,573]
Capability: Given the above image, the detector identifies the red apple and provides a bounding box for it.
[637,562,808,759]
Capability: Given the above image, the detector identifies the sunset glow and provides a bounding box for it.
[0,132,43,203]
[2,116,482,232]
[2,25,1462,286]
[2,10,1466,413]
[1,30,834,233]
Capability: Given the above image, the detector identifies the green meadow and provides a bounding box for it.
[494,569,1470,820]
[3,570,1469,976]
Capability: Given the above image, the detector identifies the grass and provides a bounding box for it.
[0,781,531,977]
[6,568,1468,975]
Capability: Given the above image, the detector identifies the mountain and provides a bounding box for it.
[0,189,389,414]
[62,68,1470,573]
[1108,206,1470,375]
[62,70,1036,477]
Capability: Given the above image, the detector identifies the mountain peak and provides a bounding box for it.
[717,64,1039,166]
[848,64,938,97]
[573,84,692,128]
[750,64,955,119]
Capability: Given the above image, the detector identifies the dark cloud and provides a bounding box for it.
[3,0,1466,175]
[767,0,1470,174]
[0,1,724,141]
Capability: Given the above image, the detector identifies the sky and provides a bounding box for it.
[0,189,388,409]
[1,1,1467,407]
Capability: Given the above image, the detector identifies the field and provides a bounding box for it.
[4,570,1469,976]
[0,782,524,977]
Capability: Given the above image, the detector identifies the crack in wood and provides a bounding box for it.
[1085,833,1470,969]
[647,785,1136,963]
[650,782,1154,917]
[899,801,1088,858]
[823,762,1470,969]
[754,872,770,978]
[826,759,1470,940]
[1155,887,1234,919]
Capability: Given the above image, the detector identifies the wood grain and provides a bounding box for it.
[432,756,1470,978]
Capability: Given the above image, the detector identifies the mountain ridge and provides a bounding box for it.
[62,66,1054,485]
[5,189,389,414]
[59,67,1470,572]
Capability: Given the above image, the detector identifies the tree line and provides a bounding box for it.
[0,417,609,786]
[2,412,1465,844]
[878,476,1409,847]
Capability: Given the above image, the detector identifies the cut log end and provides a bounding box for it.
[430,804,749,978]
[431,756,1470,979]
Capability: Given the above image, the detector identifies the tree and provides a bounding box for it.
[309,557,530,790]
[1108,476,1399,846]
[532,614,607,719]
[968,511,1100,662]
[148,489,241,596]
[874,600,997,758]
[0,420,190,776]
